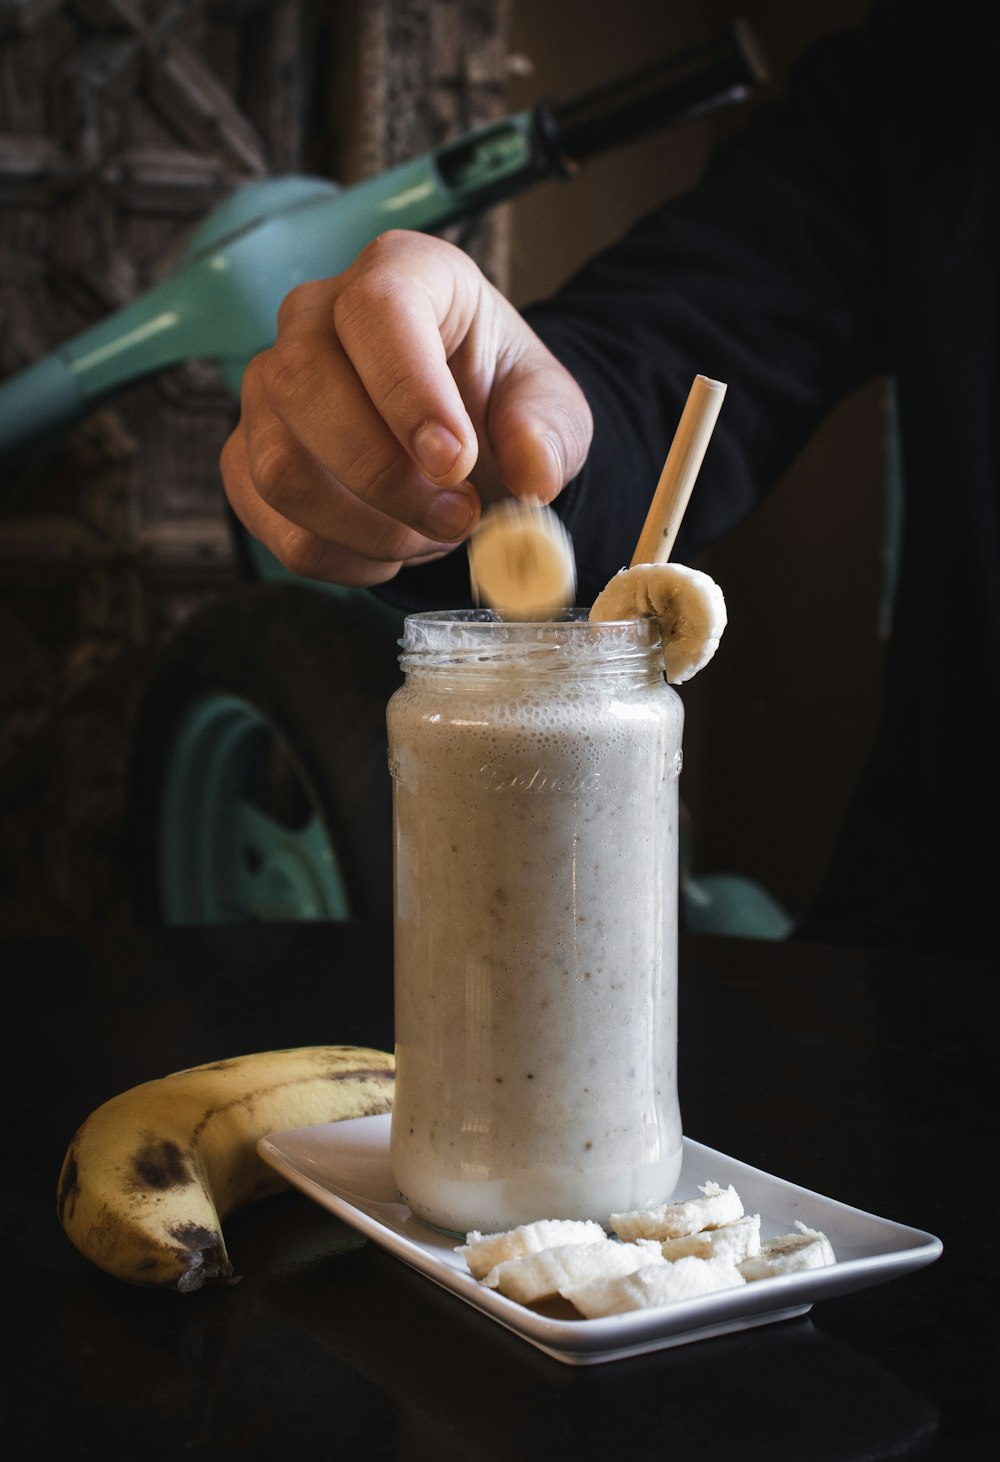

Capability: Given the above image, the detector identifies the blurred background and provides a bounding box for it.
[0,0,883,934]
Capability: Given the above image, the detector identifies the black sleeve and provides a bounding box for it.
[381,5,897,613]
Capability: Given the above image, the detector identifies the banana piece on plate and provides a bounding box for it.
[562,1254,746,1319]
[482,1239,665,1304]
[56,1044,394,1292]
[456,1217,607,1280]
[467,497,576,620]
[654,1212,762,1265]
[738,1222,836,1280]
[589,561,727,684]
[610,1180,744,1242]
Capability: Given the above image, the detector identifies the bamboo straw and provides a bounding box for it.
[629,375,727,566]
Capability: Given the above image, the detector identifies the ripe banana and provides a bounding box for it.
[467,497,576,620]
[56,1044,394,1292]
[589,561,727,684]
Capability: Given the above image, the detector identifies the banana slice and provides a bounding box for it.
[738,1222,836,1280]
[467,497,576,621]
[562,1254,745,1319]
[481,1239,662,1304]
[610,1179,744,1242]
[654,1212,762,1265]
[589,561,727,684]
[456,1217,607,1280]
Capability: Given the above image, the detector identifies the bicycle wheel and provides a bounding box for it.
[126,582,403,925]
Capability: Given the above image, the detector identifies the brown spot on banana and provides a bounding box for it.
[128,1135,195,1192]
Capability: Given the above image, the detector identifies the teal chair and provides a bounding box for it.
[680,857,795,941]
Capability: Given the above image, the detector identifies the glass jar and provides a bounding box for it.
[386,609,685,1236]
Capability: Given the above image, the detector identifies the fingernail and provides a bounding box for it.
[423,489,476,540]
[414,421,463,478]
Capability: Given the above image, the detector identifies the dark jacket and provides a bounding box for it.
[385,0,999,955]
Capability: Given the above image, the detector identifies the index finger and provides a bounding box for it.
[263,283,481,542]
[327,232,486,483]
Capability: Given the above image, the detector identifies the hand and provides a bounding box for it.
[220,229,593,587]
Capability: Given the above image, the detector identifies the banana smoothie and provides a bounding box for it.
[387,611,684,1236]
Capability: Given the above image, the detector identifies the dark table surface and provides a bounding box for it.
[2,921,994,1460]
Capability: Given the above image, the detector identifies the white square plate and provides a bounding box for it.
[258,1114,942,1366]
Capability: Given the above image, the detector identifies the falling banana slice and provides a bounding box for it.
[589,561,727,684]
[467,497,576,621]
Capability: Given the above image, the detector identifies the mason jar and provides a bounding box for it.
[386,609,684,1236]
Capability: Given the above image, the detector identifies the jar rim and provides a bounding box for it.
[399,608,663,666]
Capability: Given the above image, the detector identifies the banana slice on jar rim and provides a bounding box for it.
[467,497,576,621]
[589,561,727,685]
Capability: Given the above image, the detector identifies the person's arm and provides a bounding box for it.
[512,19,889,608]
[220,13,890,609]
